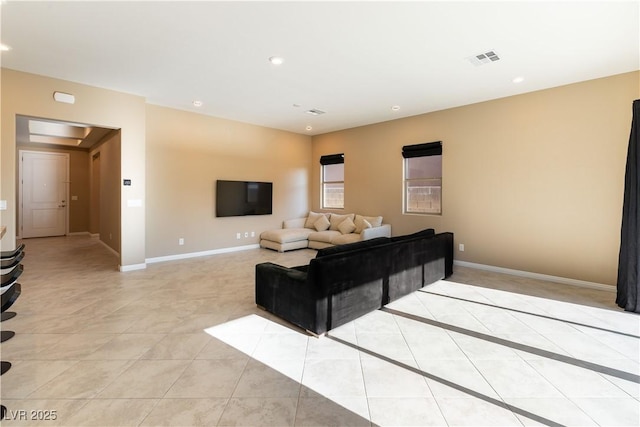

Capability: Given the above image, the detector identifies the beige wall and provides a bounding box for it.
[15,144,90,234]
[0,69,146,269]
[3,67,637,282]
[312,71,640,286]
[89,132,121,254]
[145,104,311,258]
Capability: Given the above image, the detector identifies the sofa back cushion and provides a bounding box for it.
[310,242,391,296]
[305,211,328,229]
[354,215,383,232]
[329,213,355,231]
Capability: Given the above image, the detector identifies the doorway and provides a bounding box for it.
[15,115,119,252]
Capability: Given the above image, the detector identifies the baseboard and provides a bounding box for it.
[119,263,147,272]
[97,239,120,258]
[94,238,145,272]
[67,231,91,236]
[146,243,260,264]
[453,260,615,292]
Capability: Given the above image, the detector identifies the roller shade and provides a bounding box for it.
[402,141,442,158]
[319,153,344,165]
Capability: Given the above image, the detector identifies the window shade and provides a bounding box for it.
[402,141,442,158]
[319,153,344,165]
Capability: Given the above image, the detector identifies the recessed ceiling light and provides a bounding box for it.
[306,126,313,131]
[269,56,284,65]
[192,100,203,107]
[512,76,525,83]
[0,44,11,52]
[391,105,400,111]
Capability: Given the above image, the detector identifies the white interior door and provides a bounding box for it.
[20,151,69,238]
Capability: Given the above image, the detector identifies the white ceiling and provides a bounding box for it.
[1,1,638,136]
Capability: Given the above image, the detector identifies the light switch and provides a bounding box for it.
[0,200,6,210]
[71,195,78,201]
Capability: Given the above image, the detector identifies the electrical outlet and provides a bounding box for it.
[236,233,241,239]
[459,243,465,252]
[244,232,249,238]
[179,238,184,245]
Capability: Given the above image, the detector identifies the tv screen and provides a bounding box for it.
[216,180,273,217]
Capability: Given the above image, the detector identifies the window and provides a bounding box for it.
[403,141,442,215]
[320,153,344,209]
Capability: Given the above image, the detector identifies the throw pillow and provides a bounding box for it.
[354,215,377,233]
[329,213,355,231]
[338,217,356,234]
[304,211,325,229]
[354,214,383,232]
[364,215,383,227]
[314,215,330,231]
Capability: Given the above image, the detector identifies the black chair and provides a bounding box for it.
[0,361,10,375]
[0,331,15,343]
[1,283,21,313]
[0,245,22,384]
[0,243,25,260]
[1,265,23,287]
[0,251,24,270]
[0,283,20,343]
[0,245,24,325]
[1,312,16,322]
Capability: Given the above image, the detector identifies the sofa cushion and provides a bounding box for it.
[355,218,372,234]
[305,211,326,229]
[355,214,383,232]
[329,213,355,231]
[261,227,313,243]
[331,233,362,245]
[316,236,390,257]
[308,230,341,243]
[338,217,356,234]
[314,215,331,231]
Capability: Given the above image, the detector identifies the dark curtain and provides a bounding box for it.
[617,99,640,312]
[319,153,344,165]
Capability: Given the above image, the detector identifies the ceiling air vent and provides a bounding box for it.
[305,109,326,116]
[467,50,500,66]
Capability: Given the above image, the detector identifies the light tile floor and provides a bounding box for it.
[1,235,639,426]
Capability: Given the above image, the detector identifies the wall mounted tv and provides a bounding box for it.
[216,180,273,217]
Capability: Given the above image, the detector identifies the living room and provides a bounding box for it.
[1,2,638,289]
[0,1,640,426]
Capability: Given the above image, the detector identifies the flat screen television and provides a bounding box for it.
[216,180,273,217]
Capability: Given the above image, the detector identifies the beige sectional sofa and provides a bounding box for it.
[260,211,391,252]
